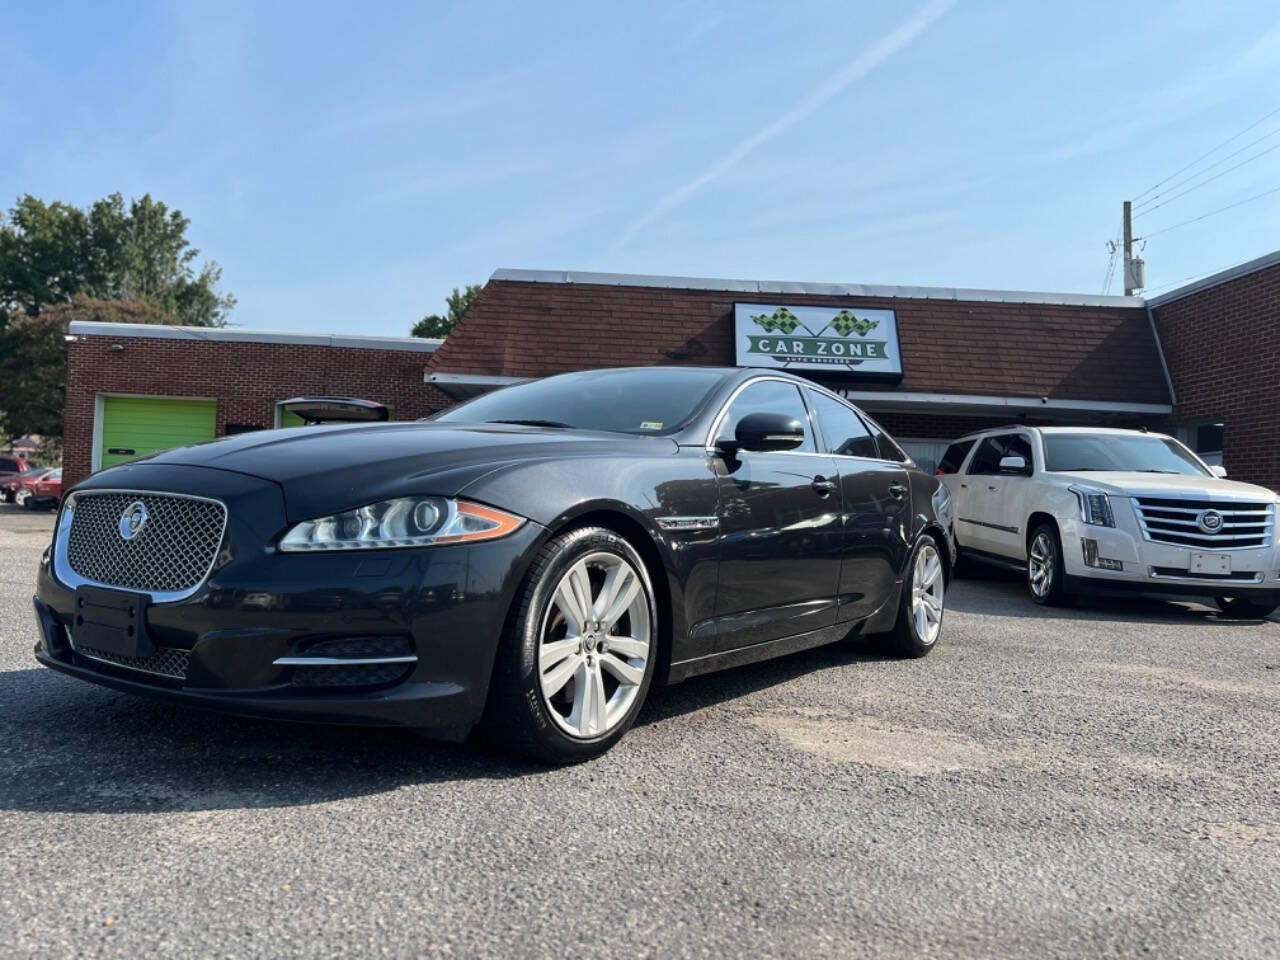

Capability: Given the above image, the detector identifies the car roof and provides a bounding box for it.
[949,425,1174,442]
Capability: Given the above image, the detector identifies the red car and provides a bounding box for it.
[0,454,35,491]
[13,468,62,509]
[1,464,53,503]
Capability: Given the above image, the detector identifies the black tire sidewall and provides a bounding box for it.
[884,535,945,658]
[502,527,658,763]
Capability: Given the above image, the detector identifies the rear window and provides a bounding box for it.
[937,439,975,474]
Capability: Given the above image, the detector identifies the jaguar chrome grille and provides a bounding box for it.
[72,641,191,681]
[62,491,227,596]
[1133,496,1275,551]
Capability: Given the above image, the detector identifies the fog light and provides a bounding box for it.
[1081,538,1124,571]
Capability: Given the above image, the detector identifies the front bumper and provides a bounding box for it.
[32,464,545,733]
[1058,514,1280,603]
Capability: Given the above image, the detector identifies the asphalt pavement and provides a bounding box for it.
[2,503,1278,958]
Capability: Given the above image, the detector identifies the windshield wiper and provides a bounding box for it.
[1132,469,1182,474]
[487,418,575,429]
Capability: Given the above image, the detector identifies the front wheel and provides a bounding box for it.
[873,536,946,658]
[486,526,658,764]
[1027,523,1074,606]
[14,488,32,508]
[1214,595,1279,619]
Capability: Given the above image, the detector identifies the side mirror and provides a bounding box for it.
[728,412,806,453]
[999,454,1030,475]
[1210,464,1227,478]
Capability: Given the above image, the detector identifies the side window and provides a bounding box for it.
[0,458,20,472]
[938,439,975,474]
[862,415,910,464]
[967,434,1031,474]
[967,437,1005,474]
[715,380,816,453]
[807,391,878,458]
[1004,434,1033,469]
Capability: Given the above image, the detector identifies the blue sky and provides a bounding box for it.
[4,0,1279,335]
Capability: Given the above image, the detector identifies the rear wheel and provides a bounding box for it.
[1214,596,1278,619]
[873,536,945,658]
[486,526,657,764]
[1027,522,1074,606]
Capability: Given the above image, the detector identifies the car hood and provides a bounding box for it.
[132,422,679,520]
[1051,471,1280,502]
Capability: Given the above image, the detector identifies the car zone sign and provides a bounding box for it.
[734,303,903,378]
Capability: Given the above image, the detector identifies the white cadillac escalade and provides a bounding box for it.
[938,426,1280,617]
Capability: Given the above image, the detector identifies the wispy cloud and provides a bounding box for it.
[612,0,958,250]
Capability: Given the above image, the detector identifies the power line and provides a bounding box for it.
[1133,123,1280,212]
[1142,260,1244,294]
[1133,140,1280,217]
[1135,184,1280,241]
[1132,104,1280,202]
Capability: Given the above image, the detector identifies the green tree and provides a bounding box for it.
[0,296,171,443]
[411,284,481,338]
[0,192,235,330]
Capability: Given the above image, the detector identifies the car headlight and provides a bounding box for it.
[1070,486,1115,527]
[279,497,525,551]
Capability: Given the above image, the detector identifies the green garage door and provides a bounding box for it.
[100,396,217,469]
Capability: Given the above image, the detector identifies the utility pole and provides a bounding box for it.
[1122,200,1134,296]
[1121,200,1145,296]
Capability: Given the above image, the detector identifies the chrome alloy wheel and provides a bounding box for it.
[1028,531,1054,599]
[537,551,652,739]
[910,541,945,645]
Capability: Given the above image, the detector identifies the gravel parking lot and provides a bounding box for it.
[2,504,1278,958]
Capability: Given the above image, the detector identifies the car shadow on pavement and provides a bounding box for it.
[0,640,883,815]
[0,666,547,815]
[948,567,1271,627]
[639,640,887,727]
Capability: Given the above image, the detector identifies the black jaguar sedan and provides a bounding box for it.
[33,367,954,762]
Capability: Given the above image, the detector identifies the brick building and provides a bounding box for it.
[60,250,1280,490]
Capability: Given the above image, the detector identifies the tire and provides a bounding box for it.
[1214,596,1279,619]
[485,526,659,764]
[872,535,946,658]
[14,488,31,509]
[1027,522,1074,606]
[1,489,12,504]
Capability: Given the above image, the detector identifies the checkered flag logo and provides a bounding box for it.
[750,307,801,334]
[830,309,879,337]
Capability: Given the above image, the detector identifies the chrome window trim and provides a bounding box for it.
[703,376,902,466]
[53,489,229,603]
[802,384,908,466]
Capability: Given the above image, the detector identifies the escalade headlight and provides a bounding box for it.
[280,497,525,551]
[1070,486,1115,527]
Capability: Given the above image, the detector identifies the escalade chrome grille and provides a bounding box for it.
[64,491,227,595]
[1133,496,1275,550]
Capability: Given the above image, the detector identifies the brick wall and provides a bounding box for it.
[428,278,1169,405]
[63,334,451,487]
[1152,261,1280,490]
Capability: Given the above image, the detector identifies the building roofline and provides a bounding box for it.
[489,268,1145,310]
[1145,248,1280,308]
[67,321,441,353]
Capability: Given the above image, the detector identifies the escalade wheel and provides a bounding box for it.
[874,535,945,658]
[1214,596,1279,620]
[1028,522,1073,607]
[487,526,658,764]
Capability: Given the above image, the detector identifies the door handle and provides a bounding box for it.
[811,475,836,497]
[960,482,968,489]
[988,485,999,492]
[888,483,908,500]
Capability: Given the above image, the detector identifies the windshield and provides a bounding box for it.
[432,368,726,436]
[1043,433,1210,476]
